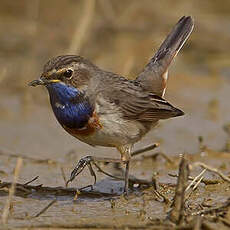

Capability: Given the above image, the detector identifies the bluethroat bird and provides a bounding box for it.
[29,16,194,194]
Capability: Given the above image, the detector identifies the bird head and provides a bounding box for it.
[29,55,96,91]
[28,55,96,129]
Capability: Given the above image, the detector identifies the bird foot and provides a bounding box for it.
[66,156,96,187]
[66,155,130,195]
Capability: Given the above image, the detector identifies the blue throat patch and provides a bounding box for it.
[46,83,93,129]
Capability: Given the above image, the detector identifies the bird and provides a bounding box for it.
[29,16,194,195]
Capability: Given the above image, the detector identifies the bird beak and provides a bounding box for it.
[28,77,60,87]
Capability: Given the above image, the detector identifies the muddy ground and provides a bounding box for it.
[0,1,230,229]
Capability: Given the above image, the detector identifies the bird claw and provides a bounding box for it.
[66,156,97,187]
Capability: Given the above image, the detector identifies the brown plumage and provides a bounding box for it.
[29,16,194,194]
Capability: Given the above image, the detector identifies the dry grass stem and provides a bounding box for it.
[168,173,220,185]
[193,162,230,183]
[185,174,205,201]
[1,157,23,225]
[193,216,203,230]
[219,217,230,228]
[131,143,159,157]
[192,198,230,216]
[185,169,206,192]
[31,199,57,218]
[73,190,81,201]
[92,161,155,189]
[68,0,95,53]
[0,180,115,198]
[60,167,67,185]
[192,176,204,190]
[169,156,189,224]
[24,176,39,186]
[152,189,170,204]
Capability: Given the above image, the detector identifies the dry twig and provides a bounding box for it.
[92,161,155,189]
[185,169,206,192]
[169,156,189,225]
[192,199,230,216]
[60,167,67,186]
[24,176,39,185]
[168,173,220,185]
[131,143,159,157]
[192,162,230,183]
[31,199,57,218]
[1,158,23,225]
[0,181,114,198]
[193,215,203,230]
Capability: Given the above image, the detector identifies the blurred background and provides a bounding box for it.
[1,0,230,160]
[1,1,230,226]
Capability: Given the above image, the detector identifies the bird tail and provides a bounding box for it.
[136,16,194,97]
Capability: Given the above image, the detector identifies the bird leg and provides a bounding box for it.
[66,155,130,193]
[66,143,159,194]
[124,160,130,195]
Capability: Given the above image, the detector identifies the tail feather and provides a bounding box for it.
[136,16,194,97]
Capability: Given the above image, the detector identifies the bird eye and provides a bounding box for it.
[63,69,73,78]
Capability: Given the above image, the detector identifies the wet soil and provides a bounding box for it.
[1,1,230,229]
[1,75,230,229]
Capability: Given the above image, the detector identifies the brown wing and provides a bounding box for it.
[99,76,184,122]
[118,90,184,121]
